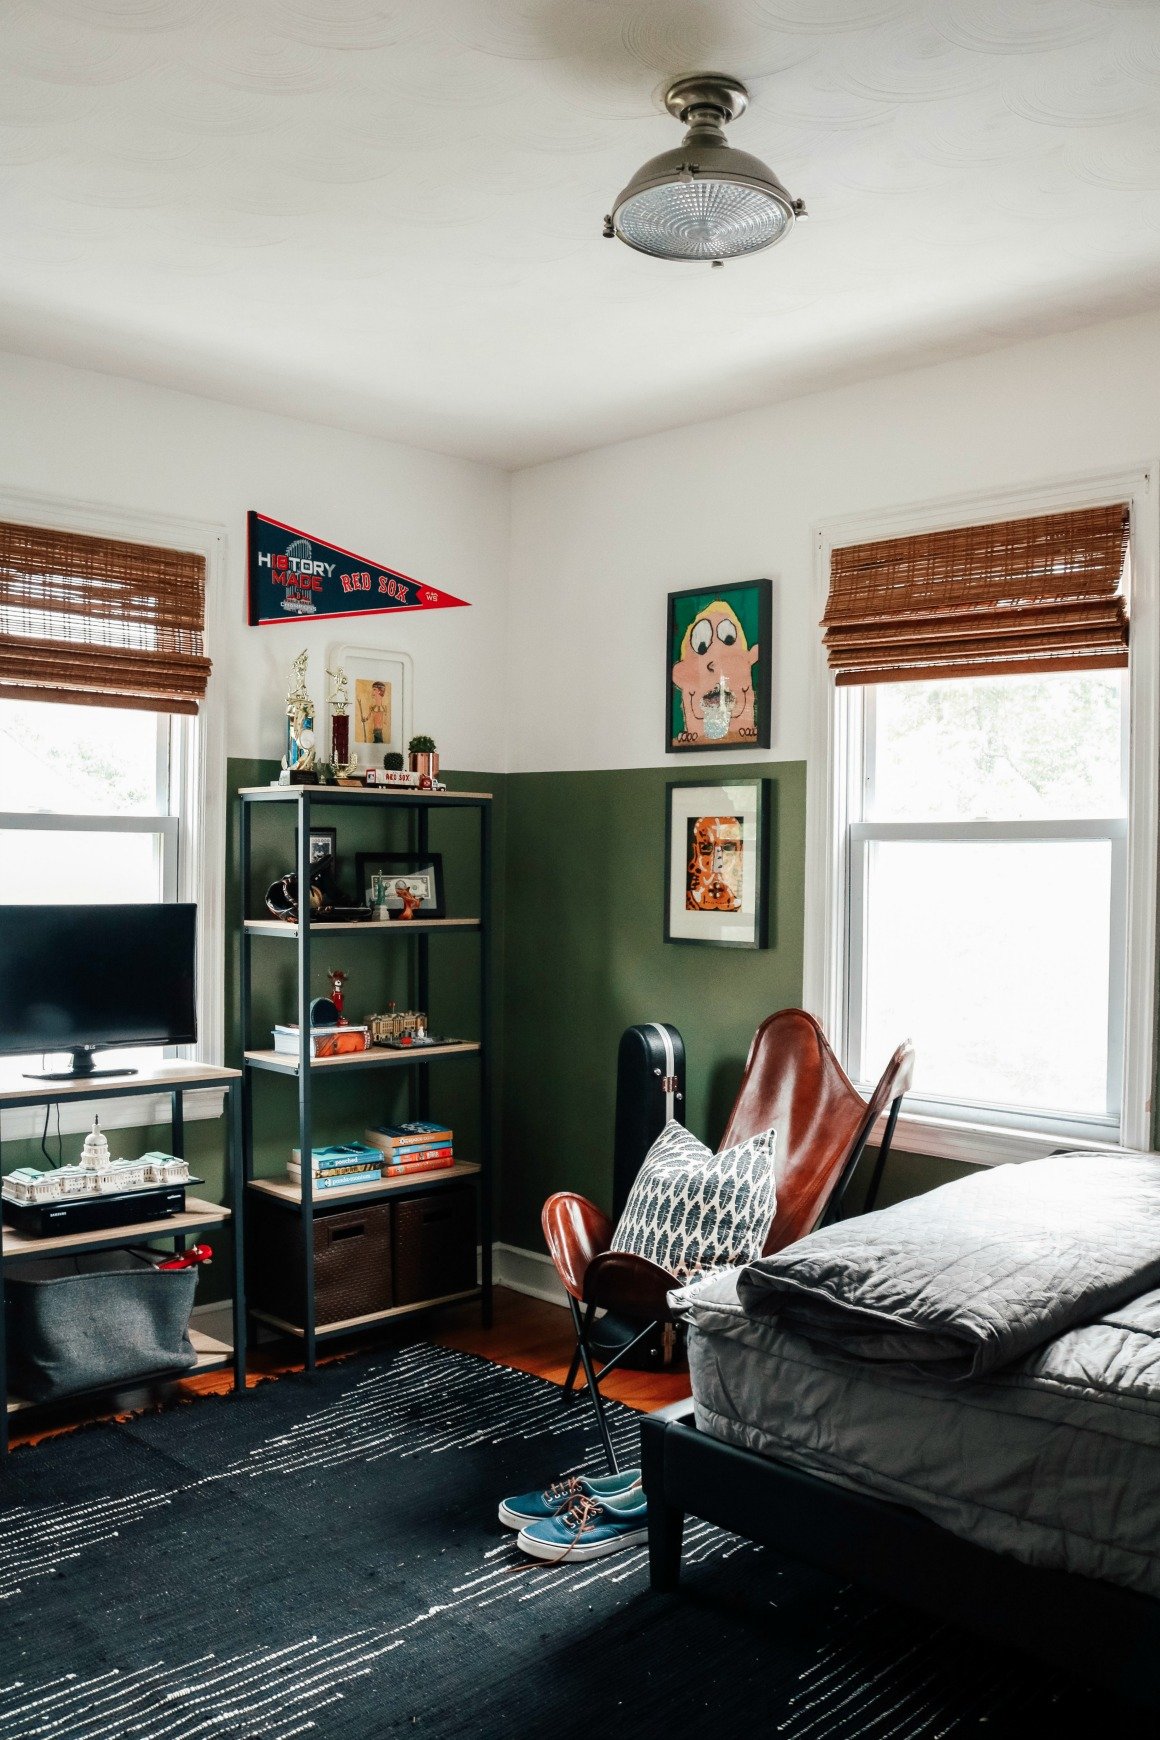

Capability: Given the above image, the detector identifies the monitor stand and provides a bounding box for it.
[24,1047,138,1083]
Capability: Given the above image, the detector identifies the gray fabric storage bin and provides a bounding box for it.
[4,1249,199,1403]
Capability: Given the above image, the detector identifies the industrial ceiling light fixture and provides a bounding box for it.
[604,74,805,266]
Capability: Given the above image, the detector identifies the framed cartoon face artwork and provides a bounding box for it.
[667,579,771,753]
[665,778,770,949]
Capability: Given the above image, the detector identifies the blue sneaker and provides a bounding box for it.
[515,1488,649,1562]
[498,1468,641,1531]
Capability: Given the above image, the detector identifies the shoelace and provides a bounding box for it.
[539,1494,605,1566]
[542,1475,584,1507]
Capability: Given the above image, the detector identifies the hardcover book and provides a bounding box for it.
[285,1170,382,1191]
[365,1121,453,1156]
[291,1143,383,1170]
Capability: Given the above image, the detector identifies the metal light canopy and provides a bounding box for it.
[605,74,805,265]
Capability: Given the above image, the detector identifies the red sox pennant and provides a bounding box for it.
[247,511,470,626]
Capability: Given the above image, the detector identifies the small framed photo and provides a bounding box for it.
[667,578,771,753]
[328,642,414,769]
[295,826,337,867]
[665,779,770,949]
[355,852,446,919]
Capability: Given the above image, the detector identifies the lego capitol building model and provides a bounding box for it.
[1,1115,189,1207]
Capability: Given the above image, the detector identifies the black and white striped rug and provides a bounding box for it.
[0,1344,1124,1739]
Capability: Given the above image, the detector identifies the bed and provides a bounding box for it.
[641,1150,1160,1712]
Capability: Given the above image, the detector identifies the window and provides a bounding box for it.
[0,697,183,1071]
[807,478,1158,1161]
[0,502,225,1128]
[845,670,1127,1138]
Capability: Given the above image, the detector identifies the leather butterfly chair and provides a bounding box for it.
[541,1010,915,1471]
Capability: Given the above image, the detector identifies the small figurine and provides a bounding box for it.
[328,967,349,1024]
[393,880,424,921]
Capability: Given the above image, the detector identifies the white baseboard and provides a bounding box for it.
[491,1241,567,1307]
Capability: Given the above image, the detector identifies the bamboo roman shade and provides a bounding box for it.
[0,520,211,714]
[823,503,1130,685]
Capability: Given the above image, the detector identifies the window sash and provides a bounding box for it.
[0,812,180,899]
[845,815,1128,1136]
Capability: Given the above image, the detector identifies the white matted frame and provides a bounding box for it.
[804,465,1159,1165]
[329,642,413,768]
[0,484,228,1139]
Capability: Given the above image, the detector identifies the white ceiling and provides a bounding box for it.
[2,1,1160,469]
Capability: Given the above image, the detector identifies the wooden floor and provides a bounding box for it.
[7,1287,689,1450]
[435,1286,689,1413]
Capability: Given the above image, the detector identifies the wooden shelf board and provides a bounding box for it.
[238,786,492,802]
[252,1290,480,1340]
[0,1061,240,1108]
[244,1041,480,1075]
[1,1197,230,1261]
[6,1329,234,1413]
[249,1161,481,1208]
[244,918,480,936]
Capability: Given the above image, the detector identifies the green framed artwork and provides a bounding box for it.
[667,578,771,753]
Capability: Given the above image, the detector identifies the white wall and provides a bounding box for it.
[7,304,1160,782]
[0,350,511,770]
[509,306,1160,774]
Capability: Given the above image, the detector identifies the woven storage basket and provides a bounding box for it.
[247,1195,393,1327]
[393,1186,476,1306]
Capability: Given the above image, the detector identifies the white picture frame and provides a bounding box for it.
[665,778,770,949]
[328,643,414,769]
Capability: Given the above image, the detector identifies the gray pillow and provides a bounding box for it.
[610,1119,777,1282]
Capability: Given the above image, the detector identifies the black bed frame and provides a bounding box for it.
[640,1401,1160,1715]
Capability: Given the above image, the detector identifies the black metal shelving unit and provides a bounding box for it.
[0,1063,246,1454]
[238,784,494,1369]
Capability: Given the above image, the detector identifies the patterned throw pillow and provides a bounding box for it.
[610,1120,777,1282]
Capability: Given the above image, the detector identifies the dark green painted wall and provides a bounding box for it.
[497,761,808,1250]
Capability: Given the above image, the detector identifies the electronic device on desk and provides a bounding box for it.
[2,1118,199,1237]
[2,1182,203,1239]
[0,902,197,1082]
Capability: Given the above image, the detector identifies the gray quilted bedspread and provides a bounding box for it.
[729,1149,1160,1379]
[673,1267,1160,1595]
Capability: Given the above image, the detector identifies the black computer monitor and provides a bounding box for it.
[0,903,197,1079]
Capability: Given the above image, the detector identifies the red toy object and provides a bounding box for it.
[328,968,348,1023]
[156,1243,213,1271]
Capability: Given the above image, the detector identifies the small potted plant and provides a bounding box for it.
[408,734,439,780]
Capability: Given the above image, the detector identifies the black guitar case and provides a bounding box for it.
[592,1023,687,1372]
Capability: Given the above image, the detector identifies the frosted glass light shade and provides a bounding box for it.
[605,75,804,264]
[615,178,791,261]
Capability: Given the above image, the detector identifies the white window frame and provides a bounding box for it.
[804,465,1159,1166]
[0,485,227,1141]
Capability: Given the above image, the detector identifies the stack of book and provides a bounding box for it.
[363,1120,454,1178]
[288,1142,383,1192]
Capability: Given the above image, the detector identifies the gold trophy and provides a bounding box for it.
[279,650,320,785]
